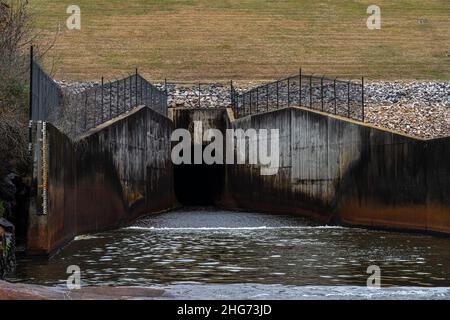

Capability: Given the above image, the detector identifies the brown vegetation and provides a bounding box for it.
[32,0,450,81]
[0,0,32,176]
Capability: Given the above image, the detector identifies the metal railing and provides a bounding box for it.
[29,47,167,139]
[60,70,167,137]
[30,55,61,122]
[231,69,365,121]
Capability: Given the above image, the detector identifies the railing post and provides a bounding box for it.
[36,69,41,119]
[101,77,104,122]
[164,78,168,109]
[299,68,302,107]
[266,84,269,112]
[321,76,324,111]
[276,80,279,109]
[109,81,112,118]
[84,90,88,130]
[28,46,34,154]
[140,74,143,105]
[230,80,234,110]
[144,79,147,107]
[236,96,242,118]
[347,80,351,118]
[249,91,252,115]
[74,98,78,135]
[135,68,138,107]
[123,78,126,113]
[116,80,119,115]
[150,82,153,108]
[129,74,132,110]
[334,78,337,115]
[256,87,259,113]
[70,94,74,135]
[309,76,312,108]
[361,76,365,122]
[198,83,201,108]
[287,77,290,107]
[94,86,97,126]
[237,94,239,117]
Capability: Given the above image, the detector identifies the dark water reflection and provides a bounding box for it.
[10,208,450,289]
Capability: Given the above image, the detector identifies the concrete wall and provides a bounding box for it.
[223,106,450,234]
[27,106,175,255]
[170,107,227,133]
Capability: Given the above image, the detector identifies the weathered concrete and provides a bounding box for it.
[170,107,228,134]
[27,106,175,256]
[223,106,450,234]
[25,103,450,256]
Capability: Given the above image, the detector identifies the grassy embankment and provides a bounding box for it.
[33,0,450,82]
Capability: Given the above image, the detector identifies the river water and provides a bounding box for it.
[9,208,450,299]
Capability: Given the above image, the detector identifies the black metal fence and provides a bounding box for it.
[30,58,61,122]
[231,70,365,121]
[29,47,167,138]
[59,71,167,137]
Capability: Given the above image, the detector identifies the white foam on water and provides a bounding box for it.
[74,234,104,241]
[161,283,450,300]
[126,225,345,231]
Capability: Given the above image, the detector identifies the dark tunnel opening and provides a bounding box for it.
[174,145,225,206]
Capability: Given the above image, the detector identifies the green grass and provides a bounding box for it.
[31,0,450,81]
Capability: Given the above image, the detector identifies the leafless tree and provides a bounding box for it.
[0,0,35,176]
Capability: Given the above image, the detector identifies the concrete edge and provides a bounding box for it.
[228,105,450,142]
[75,105,171,141]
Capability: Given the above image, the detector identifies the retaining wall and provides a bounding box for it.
[27,106,175,256]
[223,106,450,234]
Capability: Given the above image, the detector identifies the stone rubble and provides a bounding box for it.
[364,81,450,139]
[156,83,233,109]
[365,81,450,107]
[365,103,449,139]
[56,80,449,139]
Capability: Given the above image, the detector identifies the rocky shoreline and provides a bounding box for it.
[58,80,450,139]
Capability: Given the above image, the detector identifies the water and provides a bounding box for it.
[9,208,450,299]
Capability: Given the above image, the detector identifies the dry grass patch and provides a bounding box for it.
[32,0,450,81]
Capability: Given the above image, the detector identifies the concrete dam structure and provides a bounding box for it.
[26,62,450,256]
[224,107,450,233]
[28,107,175,255]
[28,103,450,256]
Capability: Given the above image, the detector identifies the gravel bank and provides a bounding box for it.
[57,80,449,139]
[364,82,450,139]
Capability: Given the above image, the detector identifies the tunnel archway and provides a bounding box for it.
[174,145,225,205]
[171,108,227,206]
